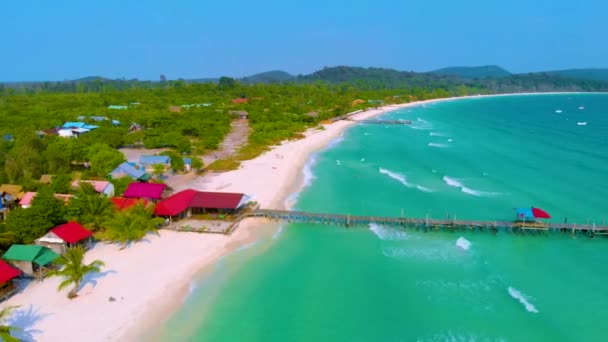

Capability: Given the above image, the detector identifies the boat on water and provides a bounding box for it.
[555,109,563,113]
[577,122,588,126]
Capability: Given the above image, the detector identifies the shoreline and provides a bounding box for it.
[1,91,597,341]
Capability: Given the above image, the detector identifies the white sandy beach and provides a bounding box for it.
[0,93,580,341]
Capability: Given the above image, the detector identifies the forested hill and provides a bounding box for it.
[430,65,512,78]
[3,65,608,93]
[545,68,608,83]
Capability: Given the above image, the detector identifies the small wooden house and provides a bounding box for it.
[35,222,93,255]
[2,245,59,278]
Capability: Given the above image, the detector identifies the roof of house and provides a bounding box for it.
[110,197,148,210]
[139,155,171,165]
[51,222,93,243]
[72,180,111,193]
[154,189,248,216]
[0,184,24,199]
[3,245,59,266]
[123,182,167,199]
[39,174,53,184]
[108,105,128,109]
[62,122,86,128]
[182,158,192,165]
[232,98,248,104]
[0,260,20,284]
[90,116,108,121]
[110,162,148,180]
[20,192,73,206]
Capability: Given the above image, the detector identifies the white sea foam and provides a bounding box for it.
[442,176,497,197]
[379,168,432,192]
[456,237,471,250]
[326,134,345,149]
[379,168,409,187]
[272,225,285,239]
[369,223,407,240]
[508,287,539,313]
[284,154,318,209]
[363,132,371,136]
[447,138,453,142]
[431,169,437,173]
[360,158,366,162]
[336,160,342,166]
[428,142,448,148]
[429,132,445,137]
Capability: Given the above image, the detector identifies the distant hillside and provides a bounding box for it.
[72,76,111,82]
[545,68,608,83]
[430,65,512,78]
[241,70,294,84]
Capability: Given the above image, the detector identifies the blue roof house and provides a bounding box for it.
[139,155,171,165]
[62,122,98,130]
[109,162,150,181]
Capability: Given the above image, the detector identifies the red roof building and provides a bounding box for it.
[52,222,93,244]
[35,222,93,254]
[232,98,248,104]
[0,259,20,284]
[154,189,250,217]
[111,197,149,211]
[123,182,167,200]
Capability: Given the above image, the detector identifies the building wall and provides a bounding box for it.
[36,241,65,255]
[11,260,34,277]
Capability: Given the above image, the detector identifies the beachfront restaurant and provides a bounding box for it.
[0,260,21,301]
[35,221,93,255]
[154,189,251,222]
[2,245,59,279]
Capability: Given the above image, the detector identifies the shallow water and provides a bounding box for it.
[156,94,608,341]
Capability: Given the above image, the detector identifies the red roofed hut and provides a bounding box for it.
[111,197,149,211]
[232,98,248,104]
[123,182,167,202]
[35,221,93,254]
[154,189,251,221]
[0,260,20,300]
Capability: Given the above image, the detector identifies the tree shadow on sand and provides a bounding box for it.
[7,304,53,342]
[80,269,118,291]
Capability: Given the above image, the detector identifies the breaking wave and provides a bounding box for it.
[429,132,445,137]
[508,287,539,313]
[456,237,471,250]
[272,225,285,240]
[442,176,498,197]
[428,142,448,148]
[369,223,407,240]
[379,168,433,192]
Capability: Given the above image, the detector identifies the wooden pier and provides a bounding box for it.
[249,209,608,236]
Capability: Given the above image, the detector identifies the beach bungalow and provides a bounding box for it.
[2,245,59,278]
[1,184,24,209]
[0,260,20,300]
[62,122,98,130]
[154,189,251,221]
[139,155,171,172]
[19,192,73,208]
[72,180,115,197]
[109,162,150,181]
[35,222,93,255]
[123,182,167,202]
[110,197,149,211]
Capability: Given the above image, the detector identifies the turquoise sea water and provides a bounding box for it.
[156,94,608,341]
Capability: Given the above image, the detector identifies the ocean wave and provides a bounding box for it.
[507,287,539,313]
[369,223,407,240]
[456,237,471,250]
[285,154,318,208]
[379,168,433,192]
[326,133,345,149]
[272,225,285,240]
[416,330,507,342]
[442,176,498,197]
[428,142,448,148]
[429,132,445,137]
[336,160,342,166]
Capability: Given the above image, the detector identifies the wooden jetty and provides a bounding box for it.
[350,119,412,125]
[249,209,608,236]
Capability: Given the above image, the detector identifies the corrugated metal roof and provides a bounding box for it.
[3,245,59,266]
[123,182,167,199]
[52,222,93,243]
[139,155,171,165]
[154,189,247,216]
[0,260,20,283]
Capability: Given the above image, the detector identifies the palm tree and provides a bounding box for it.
[152,163,165,179]
[47,246,104,299]
[0,306,20,342]
[104,203,164,249]
[68,183,114,231]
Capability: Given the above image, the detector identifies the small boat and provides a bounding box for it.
[555,109,563,113]
[578,106,585,110]
[577,122,588,126]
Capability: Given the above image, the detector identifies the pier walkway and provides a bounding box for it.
[249,209,608,236]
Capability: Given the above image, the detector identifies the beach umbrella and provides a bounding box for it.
[531,207,551,219]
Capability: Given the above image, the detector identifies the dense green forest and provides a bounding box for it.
[1,65,607,187]
[430,65,512,79]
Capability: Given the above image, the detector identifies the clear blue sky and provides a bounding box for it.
[2,0,606,81]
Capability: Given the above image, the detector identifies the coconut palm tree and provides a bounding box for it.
[103,203,164,249]
[0,306,20,342]
[68,183,114,231]
[47,246,104,299]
